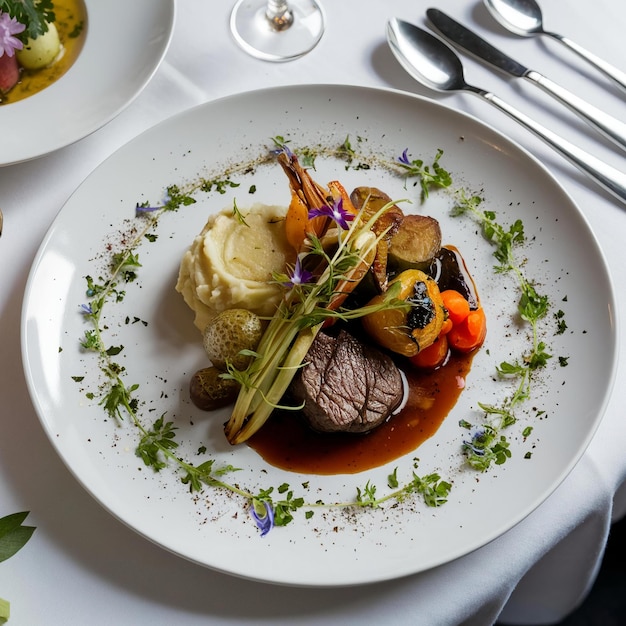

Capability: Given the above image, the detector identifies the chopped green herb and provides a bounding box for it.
[232,199,249,226]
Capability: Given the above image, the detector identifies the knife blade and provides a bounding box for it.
[426,8,626,152]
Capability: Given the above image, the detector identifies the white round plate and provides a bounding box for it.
[0,0,175,166]
[22,85,617,586]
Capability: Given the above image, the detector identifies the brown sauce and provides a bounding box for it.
[1,0,86,105]
[248,351,473,475]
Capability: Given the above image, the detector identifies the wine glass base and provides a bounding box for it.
[230,0,325,62]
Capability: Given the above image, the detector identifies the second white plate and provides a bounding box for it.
[0,0,175,166]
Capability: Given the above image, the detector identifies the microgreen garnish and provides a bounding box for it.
[354,464,451,508]
[397,148,452,200]
[449,188,552,470]
[232,198,249,226]
[200,178,240,194]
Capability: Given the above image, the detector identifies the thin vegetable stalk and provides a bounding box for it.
[224,223,378,443]
[223,150,414,444]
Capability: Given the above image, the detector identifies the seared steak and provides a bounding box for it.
[290,329,405,434]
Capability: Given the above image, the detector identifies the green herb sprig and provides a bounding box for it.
[354,464,451,508]
[450,189,551,470]
[397,148,453,200]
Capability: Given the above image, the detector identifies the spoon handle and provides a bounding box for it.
[547,33,626,93]
[475,89,626,204]
[525,70,626,151]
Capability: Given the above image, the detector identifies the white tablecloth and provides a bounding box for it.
[1,1,625,624]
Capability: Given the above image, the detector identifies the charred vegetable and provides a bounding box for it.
[190,367,240,411]
[387,214,442,273]
[428,246,479,309]
[350,186,404,292]
[362,269,445,357]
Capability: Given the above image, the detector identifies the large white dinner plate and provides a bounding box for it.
[22,85,617,586]
[0,0,175,166]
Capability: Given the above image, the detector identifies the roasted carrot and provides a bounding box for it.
[284,191,309,250]
[409,335,449,369]
[284,191,328,251]
[441,289,470,326]
[447,306,487,353]
[328,180,360,217]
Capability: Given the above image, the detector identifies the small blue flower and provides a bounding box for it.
[284,256,313,289]
[463,427,486,456]
[308,197,355,231]
[271,142,294,158]
[80,303,93,315]
[135,203,161,216]
[251,499,274,537]
[398,148,411,166]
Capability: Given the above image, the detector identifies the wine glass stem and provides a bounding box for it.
[266,0,294,31]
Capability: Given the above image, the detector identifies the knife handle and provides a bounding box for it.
[525,70,626,152]
[477,90,626,205]
[548,33,626,94]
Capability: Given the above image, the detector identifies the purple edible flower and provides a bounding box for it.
[251,500,274,537]
[308,197,355,231]
[0,12,25,58]
[135,203,161,216]
[271,142,294,158]
[398,148,411,166]
[463,427,486,456]
[80,303,93,315]
[284,255,313,289]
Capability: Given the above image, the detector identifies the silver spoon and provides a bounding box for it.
[386,18,626,205]
[483,0,626,92]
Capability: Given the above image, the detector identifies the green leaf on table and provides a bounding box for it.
[0,596,10,623]
[0,511,36,563]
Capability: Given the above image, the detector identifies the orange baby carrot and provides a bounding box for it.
[441,289,470,326]
[284,191,309,251]
[410,335,449,369]
[448,306,487,353]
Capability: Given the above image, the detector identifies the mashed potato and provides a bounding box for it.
[176,203,295,331]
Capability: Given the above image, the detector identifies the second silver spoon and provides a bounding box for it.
[386,18,626,206]
[483,0,626,93]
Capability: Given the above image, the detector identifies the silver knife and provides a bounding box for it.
[426,8,626,152]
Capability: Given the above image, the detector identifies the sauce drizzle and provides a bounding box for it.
[248,352,473,474]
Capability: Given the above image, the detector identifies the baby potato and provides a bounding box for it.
[203,309,263,371]
[189,367,239,411]
[17,22,62,70]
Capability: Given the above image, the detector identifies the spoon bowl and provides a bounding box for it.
[385,17,626,205]
[386,19,471,94]
[483,0,626,91]
[483,0,546,37]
